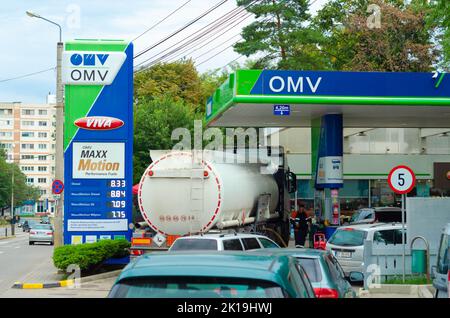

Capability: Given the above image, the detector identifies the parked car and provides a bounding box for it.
[326,223,406,275]
[254,248,359,298]
[433,223,450,298]
[29,224,54,245]
[168,233,280,252]
[349,207,403,225]
[108,252,316,298]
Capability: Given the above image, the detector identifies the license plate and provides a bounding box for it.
[337,251,352,258]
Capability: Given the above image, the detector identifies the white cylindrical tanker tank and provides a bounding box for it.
[137,151,279,236]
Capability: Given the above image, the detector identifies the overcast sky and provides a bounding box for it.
[0,0,327,104]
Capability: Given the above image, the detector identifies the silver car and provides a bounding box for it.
[29,224,54,245]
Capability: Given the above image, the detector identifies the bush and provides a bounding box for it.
[53,239,131,271]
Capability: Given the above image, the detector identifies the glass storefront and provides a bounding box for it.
[293,178,434,215]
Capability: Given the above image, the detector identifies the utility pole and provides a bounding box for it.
[27,11,64,246]
[54,41,64,247]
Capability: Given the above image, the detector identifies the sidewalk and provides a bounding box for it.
[2,276,117,298]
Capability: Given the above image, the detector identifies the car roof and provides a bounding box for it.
[252,248,328,259]
[337,222,405,231]
[174,233,269,240]
[117,251,294,290]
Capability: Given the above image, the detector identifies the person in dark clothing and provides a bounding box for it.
[291,205,309,247]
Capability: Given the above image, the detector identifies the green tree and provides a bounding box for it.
[428,0,450,70]
[133,96,202,184]
[134,59,207,112]
[0,149,40,214]
[234,0,329,70]
[315,0,440,72]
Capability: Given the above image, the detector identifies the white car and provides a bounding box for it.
[326,223,407,276]
[168,233,280,252]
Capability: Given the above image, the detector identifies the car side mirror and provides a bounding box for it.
[288,171,297,194]
[348,271,364,282]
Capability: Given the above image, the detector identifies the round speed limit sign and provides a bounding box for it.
[387,165,416,194]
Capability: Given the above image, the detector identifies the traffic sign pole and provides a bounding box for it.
[402,193,406,283]
[387,165,416,284]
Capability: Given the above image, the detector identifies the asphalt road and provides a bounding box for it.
[0,229,55,296]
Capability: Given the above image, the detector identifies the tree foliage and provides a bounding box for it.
[234,0,329,70]
[235,0,443,72]
[0,149,40,211]
[315,0,440,72]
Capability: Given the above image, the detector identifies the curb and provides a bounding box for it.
[0,235,16,241]
[12,280,74,289]
[11,269,122,289]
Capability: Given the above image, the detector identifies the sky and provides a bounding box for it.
[0,0,327,104]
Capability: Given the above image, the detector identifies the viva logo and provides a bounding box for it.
[74,116,124,131]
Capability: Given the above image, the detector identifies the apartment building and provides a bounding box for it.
[0,96,56,215]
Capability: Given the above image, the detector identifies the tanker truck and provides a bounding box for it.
[130,147,297,256]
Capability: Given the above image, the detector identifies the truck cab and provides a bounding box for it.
[433,223,450,298]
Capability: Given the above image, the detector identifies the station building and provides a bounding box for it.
[0,95,57,216]
[267,127,450,215]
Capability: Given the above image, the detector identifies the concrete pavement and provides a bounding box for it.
[0,230,62,296]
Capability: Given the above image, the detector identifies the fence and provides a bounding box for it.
[362,240,437,289]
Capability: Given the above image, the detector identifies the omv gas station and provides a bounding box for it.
[206,69,450,229]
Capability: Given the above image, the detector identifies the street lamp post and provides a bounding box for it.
[27,10,64,247]
[10,146,15,236]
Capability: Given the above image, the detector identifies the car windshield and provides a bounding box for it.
[170,239,218,251]
[31,224,52,230]
[296,258,322,283]
[328,229,367,246]
[109,277,288,298]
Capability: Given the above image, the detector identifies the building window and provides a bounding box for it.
[0,109,13,115]
[0,143,12,149]
[38,121,48,127]
[21,166,34,172]
[39,189,46,196]
[38,144,47,150]
[38,178,47,184]
[22,109,35,116]
[0,132,13,137]
[26,178,34,184]
[37,201,46,213]
[38,166,47,172]
[21,143,34,149]
[38,110,47,115]
[22,131,35,138]
[38,132,47,138]
[38,155,47,161]
[22,120,34,126]
[21,155,35,160]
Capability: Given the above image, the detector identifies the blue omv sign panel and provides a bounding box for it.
[63,40,133,248]
[250,70,449,97]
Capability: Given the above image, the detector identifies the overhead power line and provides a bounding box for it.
[132,0,193,42]
[195,40,241,67]
[0,67,55,84]
[134,0,229,60]
[134,0,260,72]
[134,3,248,70]
[137,9,251,69]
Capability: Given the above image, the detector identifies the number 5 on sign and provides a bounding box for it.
[388,165,416,194]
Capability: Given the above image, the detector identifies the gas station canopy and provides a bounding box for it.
[206,70,450,128]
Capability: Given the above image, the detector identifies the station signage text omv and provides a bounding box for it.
[62,51,126,85]
[249,70,450,97]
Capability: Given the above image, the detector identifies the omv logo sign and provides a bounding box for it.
[70,53,109,66]
[62,51,126,86]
